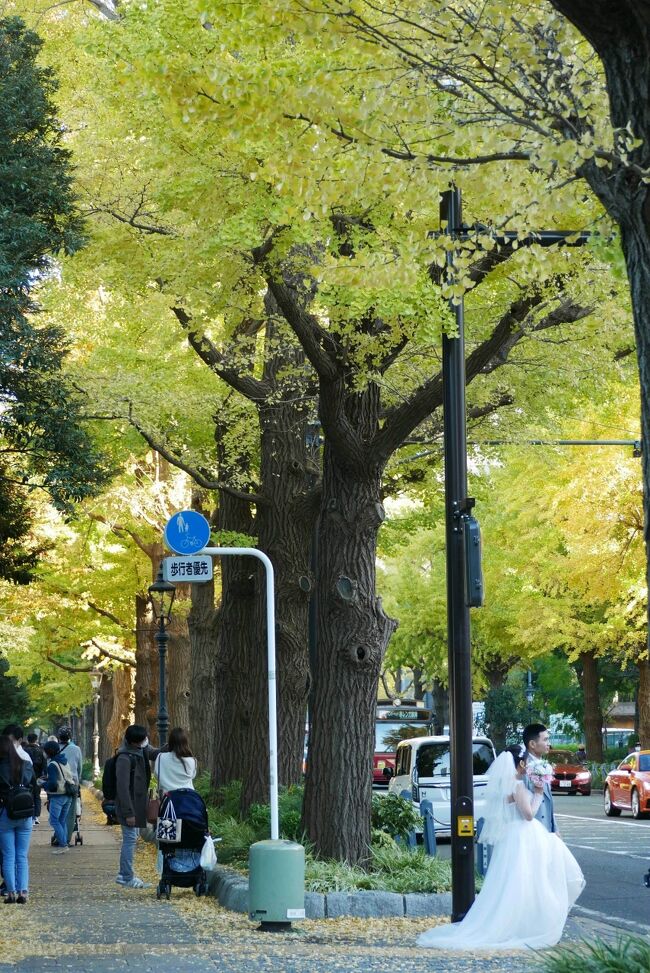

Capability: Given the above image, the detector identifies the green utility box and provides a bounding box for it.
[249,839,305,928]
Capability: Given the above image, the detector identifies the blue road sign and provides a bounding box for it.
[163,510,211,555]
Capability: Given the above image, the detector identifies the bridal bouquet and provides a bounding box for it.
[526,758,554,787]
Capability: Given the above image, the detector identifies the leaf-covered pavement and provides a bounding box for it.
[0,791,613,972]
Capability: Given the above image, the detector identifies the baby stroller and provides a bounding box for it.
[155,788,210,900]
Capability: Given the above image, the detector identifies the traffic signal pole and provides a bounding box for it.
[441,187,476,921]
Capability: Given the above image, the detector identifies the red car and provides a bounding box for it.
[604,749,650,819]
[549,749,592,796]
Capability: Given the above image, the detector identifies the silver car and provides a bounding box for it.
[387,734,496,835]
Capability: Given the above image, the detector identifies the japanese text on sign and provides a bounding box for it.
[162,556,213,583]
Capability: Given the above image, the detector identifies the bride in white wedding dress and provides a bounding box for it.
[417,744,585,951]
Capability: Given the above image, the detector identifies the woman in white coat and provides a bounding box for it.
[155,727,197,793]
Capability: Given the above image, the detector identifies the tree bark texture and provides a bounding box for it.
[241,401,315,808]
[101,666,133,760]
[303,385,397,863]
[432,679,449,736]
[133,593,158,735]
[637,656,650,748]
[210,417,259,789]
[167,610,191,731]
[581,650,604,762]
[188,575,219,771]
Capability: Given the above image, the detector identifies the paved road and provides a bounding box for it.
[553,792,650,935]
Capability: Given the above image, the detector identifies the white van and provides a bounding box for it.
[387,735,496,836]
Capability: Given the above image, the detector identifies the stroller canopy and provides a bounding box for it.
[160,788,208,830]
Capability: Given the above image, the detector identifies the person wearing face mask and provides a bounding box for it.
[114,725,160,890]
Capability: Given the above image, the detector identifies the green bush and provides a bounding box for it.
[303,842,454,893]
[202,779,455,892]
[371,792,420,839]
[81,758,93,781]
[540,936,650,973]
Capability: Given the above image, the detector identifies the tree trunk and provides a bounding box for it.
[432,679,449,735]
[412,666,425,701]
[637,656,650,748]
[303,387,397,864]
[581,650,604,761]
[241,398,314,808]
[210,413,259,789]
[102,666,132,759]
[167,611,191,731]
[188,574,219,772]
[134,593,158,735]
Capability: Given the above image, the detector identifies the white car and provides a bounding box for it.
[387,734,496,836]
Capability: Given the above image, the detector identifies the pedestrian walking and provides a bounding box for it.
[115,725,159,889]
[57,726,82,844]
[0,734,35,903]
[2,723,41,832]
[155,728,197,794]
[23,733,45,825]
[42,741,74,854]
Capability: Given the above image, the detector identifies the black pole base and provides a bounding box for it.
[257,921,292,932]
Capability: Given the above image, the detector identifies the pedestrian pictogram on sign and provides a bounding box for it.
[163,510,211,555]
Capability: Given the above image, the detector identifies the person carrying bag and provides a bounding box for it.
[0,734,35,903]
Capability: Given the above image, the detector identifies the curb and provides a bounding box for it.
[85,784,453,920]
[207,865,452,919]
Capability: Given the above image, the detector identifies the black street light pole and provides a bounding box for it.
[441,187,476,921]
[148,566,176,748]
[437,193,590,922]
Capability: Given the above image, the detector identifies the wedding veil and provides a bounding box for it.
[479,749,520,846]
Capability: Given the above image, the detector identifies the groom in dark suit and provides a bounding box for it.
[523,723,557,833]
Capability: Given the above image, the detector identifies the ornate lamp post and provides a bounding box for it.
[89,670,103,779]
[148,566,176,748]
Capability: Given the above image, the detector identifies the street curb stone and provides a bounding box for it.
[208,866,452,919]
[85,785,453,921]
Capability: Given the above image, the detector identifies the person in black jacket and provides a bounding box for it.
[23,734,45,825]
[0,734,35,904]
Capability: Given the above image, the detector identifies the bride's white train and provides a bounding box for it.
[417,744,585,951]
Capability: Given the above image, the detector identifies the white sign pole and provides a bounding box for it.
[199,547,279,841]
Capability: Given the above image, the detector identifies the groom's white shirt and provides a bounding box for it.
[524,750,557,833]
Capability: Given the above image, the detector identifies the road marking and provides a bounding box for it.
[572,904,650,935]
[566,842,649,860]
[557,813,650,828]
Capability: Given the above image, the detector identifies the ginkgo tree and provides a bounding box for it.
[36,0,635,860]
[8,0,636,861]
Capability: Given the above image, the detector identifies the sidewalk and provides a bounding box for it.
[0,792,621,973]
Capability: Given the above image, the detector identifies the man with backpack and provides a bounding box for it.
[42,740,76,854]
[112,725,159,889]
[57,727,82,844]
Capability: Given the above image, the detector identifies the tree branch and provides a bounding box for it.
[87,512,158,558]
[263,278,341,382]
[171,307,271,403]
[87,601,129,631]
[375,291,593,461]
[126,409,266,505]
[46,654,94,674]
[284,113,531,166]
[89,638,135,668]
